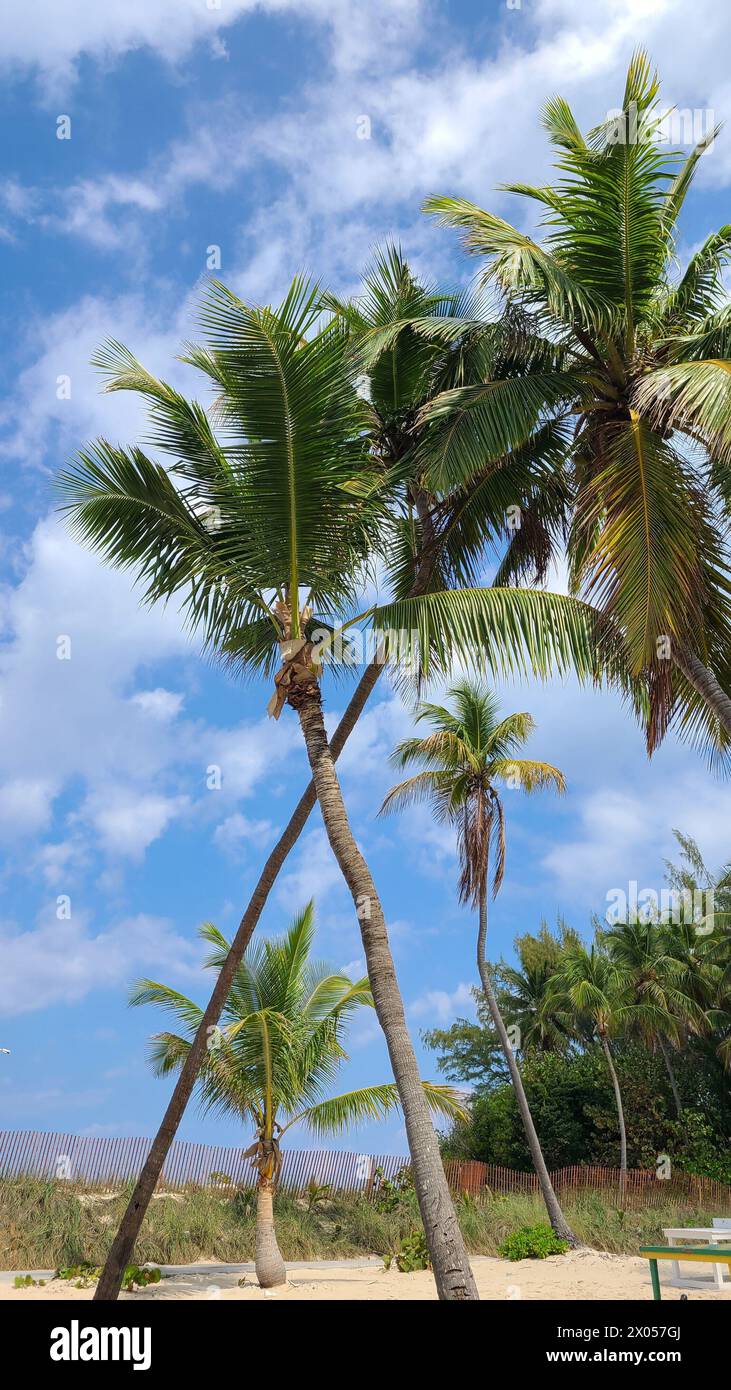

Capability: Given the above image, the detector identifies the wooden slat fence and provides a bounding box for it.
[0,1130,407,1195]
[2,1131,730,1210]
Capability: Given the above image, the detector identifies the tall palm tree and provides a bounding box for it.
[381,679,580,1246]
[601,919,708,1117]
[424,50,731,759]
[547,940,629,1188]
[133,903,464,1287]
[59,277,613,1298]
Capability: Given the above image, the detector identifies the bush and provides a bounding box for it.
[384,1229,431,1273]
[498,1223,569,1261]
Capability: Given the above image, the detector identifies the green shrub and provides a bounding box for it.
[384,1228,431,1273]
[372,1165,415,1214]
[498,1223,569,1261]
[122,1264,161,1291]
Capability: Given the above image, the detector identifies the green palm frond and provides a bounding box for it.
[369,585,627,688]
[294,1079,467,1138]
[633,359,731,463]
[423,196,615,335]
[131,906,398,1141]
[572,418,707,670]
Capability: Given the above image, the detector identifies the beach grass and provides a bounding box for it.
[1,1176,725,1271]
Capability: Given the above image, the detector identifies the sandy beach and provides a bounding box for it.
[2,1251,730,1301]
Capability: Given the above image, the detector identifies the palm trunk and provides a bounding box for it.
[657,1034,682,1118]
[600,1034,627,1196]
[93,659,382,1301]
[476,887,581,1249]
[672,647,731,739]
[255,1177,286,1288]
[295,685,478,1301]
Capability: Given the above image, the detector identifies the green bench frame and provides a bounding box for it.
[640,1245,731,1300]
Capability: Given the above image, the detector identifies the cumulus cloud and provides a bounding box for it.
[1,0,426,94]
[213,811,275,857]
[0,908,202,1017]
[276,828,344,913]
[0,517,298,869]
[410,981,475,1026]
[130,688,185,722]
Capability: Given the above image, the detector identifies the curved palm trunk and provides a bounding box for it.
[599,1034,627,1198]
[672,647,731,740]
[657,1034,682,1118]
[93,660,382,1301]
[295,686,478,1301]
[255,1178,287,1288]
[476,888,581,1249]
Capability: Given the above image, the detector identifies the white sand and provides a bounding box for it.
[2,1250,730,1301]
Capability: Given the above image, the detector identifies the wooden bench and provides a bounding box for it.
[640,1245,731,1300]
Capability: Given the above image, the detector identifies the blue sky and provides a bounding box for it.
[2,0,731,1161]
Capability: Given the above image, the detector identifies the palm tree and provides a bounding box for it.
[547,940,629,1188]
[381,679,580,1246]
[663,832,731,1073]
[133,903,463,1287]
[496,921,578,1056]
[601,919,708,1117]
[424,50,731,758]
[60,265,617,1300]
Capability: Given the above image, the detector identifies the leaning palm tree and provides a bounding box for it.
[59,278,619,1297]
[547,940,629,1189]
[133,903,464,1287]
[381,679,580,1246]
[425,50,731,759]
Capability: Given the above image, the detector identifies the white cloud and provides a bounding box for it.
[542,777,731,911]
[213,811,275,856]
[339,957,365,977]
[83,790,190,859]
[130,688,185,722]
[0,517,298,868]
[0,909,202,1017]
[0,291,194,465]
[276,828,344,912]
[1,0,425,94]
[410,981,475,1025]
[0,777,55,837]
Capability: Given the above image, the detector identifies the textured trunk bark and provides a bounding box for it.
[600,1034,627,1194]
[657,1035,683,1118]
[93,660,382,1301]
[672,647,731,739]
[476,888,581,1249]
[295,686,478,1301]
[255,1178,287,1288]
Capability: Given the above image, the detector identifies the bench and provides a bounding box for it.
[640,1245,731,1300]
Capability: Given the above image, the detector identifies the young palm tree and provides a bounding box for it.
[381,679,580,1246]
[59,276,621,1298]
[547,940,629,1188]
[424,50,731,758]
[601,919,708,1117]
[133,903,463,1287]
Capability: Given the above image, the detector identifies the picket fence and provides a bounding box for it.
[2,1130,730,1210]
